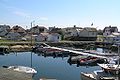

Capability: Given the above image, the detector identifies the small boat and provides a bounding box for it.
[81,70,118,80]
[78,56,105,65]
[3,66,37,74]
[98,63,120,75]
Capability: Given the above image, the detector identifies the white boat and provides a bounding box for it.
[98,63,120,75]
[98,43,120,75]
[81,70,118,80]
[3,66,37,74]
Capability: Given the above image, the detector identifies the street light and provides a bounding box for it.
[30,20,35,68]
[31,21,35,46]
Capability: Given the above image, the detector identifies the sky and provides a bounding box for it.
[0,0,120,30]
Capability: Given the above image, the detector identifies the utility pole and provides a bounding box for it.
[31,22,32,46]
[30,20,35,68]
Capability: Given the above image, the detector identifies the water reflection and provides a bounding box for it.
[0,47,118,80]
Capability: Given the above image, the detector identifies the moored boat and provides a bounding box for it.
[78,56,105,65]
[98,63,120,75]
[3,66,37,74]
[81,70,118,80]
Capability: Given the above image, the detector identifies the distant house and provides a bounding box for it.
[24,33,36,41]
[75,27,97,41]
[104,32,120,43]
[30,25,48,35]
[47,33,61,42]
[35,33,49,42]
[103,26,118,37]
[11,25,26,37]
[63,25,82,39]
[63,26,97,41]
[103,26,119,43]
[0,25,10,37]
[6,32,21,40]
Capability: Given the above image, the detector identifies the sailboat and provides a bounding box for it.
[3,65,37,74]
[98,43,120,75]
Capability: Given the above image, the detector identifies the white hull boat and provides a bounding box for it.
[3,66,37,74]
[98,63,120,75]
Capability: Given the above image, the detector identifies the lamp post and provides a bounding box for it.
[31,21,35,46]
[30,20,35,68]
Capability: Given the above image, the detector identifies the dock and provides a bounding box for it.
[0,67,32,80]
[48,46,108,58]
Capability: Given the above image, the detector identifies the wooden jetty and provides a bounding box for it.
[0,67,32,80]
[47,46,107,58]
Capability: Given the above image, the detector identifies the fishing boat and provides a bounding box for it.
[3,66,37,74]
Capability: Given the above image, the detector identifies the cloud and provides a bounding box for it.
[13,11,31,18]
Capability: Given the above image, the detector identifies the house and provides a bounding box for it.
[23,33,36,41]
[6,32,21,40]
[11,25,26,37]
[0,25,10,37]
[47,33,61,42]
[78,27,97,41]
[103,26,118,43]
[103,26,118,37]
[63,25,82,39]
[63,26,97,41]
[104,32,120,44]
[30,25,48,35]
[35,33,49,42]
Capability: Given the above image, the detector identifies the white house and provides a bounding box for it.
[6,32,21,40]
[47,33,61,42]
[24,34,36,41]
[63,26,97,41]
[104,32,120,43]
[78,27,97,37]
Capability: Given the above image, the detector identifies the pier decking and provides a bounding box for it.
[0,68,32,80]
[48,46,108,58]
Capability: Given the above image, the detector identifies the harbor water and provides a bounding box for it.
[0,48,113,80]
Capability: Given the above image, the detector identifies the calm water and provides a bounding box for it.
[0,48,106,80]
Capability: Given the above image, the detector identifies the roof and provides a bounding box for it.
[84,27,97,31]
[40,33,49,36]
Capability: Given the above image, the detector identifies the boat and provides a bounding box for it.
[3,66,37,74]
[98,63,120,75]
[78,56,105,65]
[81,70,119,80]
[97,43,120,75]
[68,55,105,66]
